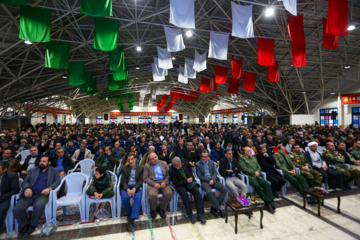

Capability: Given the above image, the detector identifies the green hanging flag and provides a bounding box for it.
[94,17,120,51]
[80,0,112,17]
[108,74,120,90]
[68,62,86,86]
[113,69,128,81]
[19,6,52,42]
[87,78,97,96]
[0,0,27,5]
[79,71,93,92]
[45,41,70,69]
[109,46,126,71]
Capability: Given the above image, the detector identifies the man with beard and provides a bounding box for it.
[13,156,60,238]
[1,149,21,173]
[20,146,42,179]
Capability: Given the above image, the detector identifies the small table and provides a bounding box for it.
[225,199,264,234]
[303,189,341,216]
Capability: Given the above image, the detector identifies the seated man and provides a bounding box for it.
[143,153,174,219]
[210,141,225,165]
[0,161,20,231]
[140,146,155,167]
[305,141,346,190]
[86,166,114,199]
[323,141,360,188]
[95,146,118,171]
[1,149,21,173]
[52,147,75,180]
[13,156,60,238]
[219,149,247,198]
[120,154,144,232]
[241,139,258,157]
[290,144,323,187]
[239,147,275,214]
[71,143,92,163]
[16,139,30,154]
[170,157,206,224]
[114,141,126,162]
[20,146,42,179]
[158,145,175,166]
[195,151,227,218]
[122,145,140,166]
[64,141,77,157]
[338,141,360,186]
[183,142,198,169]
[224,141,240,160]
[274,145,309,196]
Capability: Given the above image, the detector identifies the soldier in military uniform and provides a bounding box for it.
[323,141,360,187]
[239,147,275,214]
[274,146,309,196]
[348,140,360,165]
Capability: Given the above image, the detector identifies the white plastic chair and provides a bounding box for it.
[52,173,89,222]
[85,171,117,221]
[276,168,300,195]
[68,159,95,180]
[15,150,30,165]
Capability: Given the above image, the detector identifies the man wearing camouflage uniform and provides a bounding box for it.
[323,141,360,188]
[290,144,323,187]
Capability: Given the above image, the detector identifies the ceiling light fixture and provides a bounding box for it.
[136,46,142,52]
[136,77,139,79]
[24,40,32,45]
[172,57,176,60]
[185,30,193,37]
[62,75,67,79]
[331,90,335,95]
[265,7,275,17]
[301,91,306,94]
[344,64,351,69]
[348,25,355,31]
[136,67,140,69]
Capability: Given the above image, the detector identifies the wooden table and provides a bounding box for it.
[225,199,264,234]
[303,189,341,216]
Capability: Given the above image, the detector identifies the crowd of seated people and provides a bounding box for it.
[1,122,360,236]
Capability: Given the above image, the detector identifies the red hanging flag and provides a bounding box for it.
[200,76,211,93]
[215,65,228,84]
[323,18,339,49]
[327,0,348,36]
[291,43,306,67]
[171,98,176,104]
[243,71,257,91]
[287,14,306,44]
[257,38,275,66]
[231,56,243,78]
[228,77,240,94]
[212,75,217,91]
[267,62,279,83]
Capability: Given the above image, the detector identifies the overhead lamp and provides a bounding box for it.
[301,91,306,94]
[331,90,335,95]
[62,75,67,79]
[136,46,142,52]
[344,64,351,69]
[136,77,139,79]
[185,30,193,37]
[348,25,355,31]
[136,67,140,69]
[172,57,176,60]
[24,40,32,45]
[265,7,275,17]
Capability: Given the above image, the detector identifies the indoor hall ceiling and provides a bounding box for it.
[0,0,359,118]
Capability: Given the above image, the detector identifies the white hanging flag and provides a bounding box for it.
[152,64,166,81]
[153,57,169,76]
[193,50,207,72]
[169,0,195,29]
[283,0,297,16]
[164,26,185,52]
[208,32,229,60]
[231,2,254,39]
[178,65,188,84]
[184,58,196,79]
[157,46,173,69]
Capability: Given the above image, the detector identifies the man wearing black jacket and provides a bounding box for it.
[257,145,286,198]
[52,147,75,179]
[20,146,42,179]
[170,157,205,224]
[0,161,20,230]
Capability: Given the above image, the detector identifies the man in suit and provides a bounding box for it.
[1,149,21,173]
[182,142,198,169]
[120,154,144,232]
[0,161,20,231]
[95,146,118,172]
[170,157,206,224]
[20,146,42,179]
[158,145,175,166]
[13,155,60,238]
[71,143,92,163]
[52,147,75,179]
[140,146,155,167]
[202,137,214,153]
[143,153,174,219]
[195,151,227,218]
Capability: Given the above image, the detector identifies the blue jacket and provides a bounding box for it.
[210,147,225,162]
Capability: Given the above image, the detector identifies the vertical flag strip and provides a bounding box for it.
[231,56,243,79]
[267,62,279,83]
[327,0,348,36]
[215,65,228,84]
[323,18,338,49]
[257,38,275,66]
[243,71,257,91]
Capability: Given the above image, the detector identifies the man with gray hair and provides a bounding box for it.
[17,139,30,154]
[71,143,92,163]
[170,157,206,224]
[140,146,155,167]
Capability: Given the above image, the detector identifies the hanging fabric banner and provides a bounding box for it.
[231,2,254,39]
[108,74,120,90]
[215,65,228,84]
[45,41,70,69]
[153,57,168,77]
[0,0,27,5]
[200,77,210,93]
[152,63,166,82]
[80,0,112,17]
[184,58,196,79]
[87,77,97,96]
[208,32,229,60]
[287,14,305,44]
[283,0,297,16]
[93,17,119,51]
[327,0,348,36]
[228,78,240,95]
[79,71,93,92]
[243,71,257,91]
[231,56,243,79]
[113,69,128,81]
[178,66,188,84]
[193,50,207,72]
[109,46,126,71]
[164,26,185,52]
[212,75,218,91]
[19,6,52,42]
[291,43,306,67]
[257,38,275,66]
[323,18,338,49]
[267,62,279,83]
[169,0,195,29]
[157,46,173,69]
[68,61,86,86]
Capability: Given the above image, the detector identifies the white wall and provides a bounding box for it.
[290,114,315,125]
